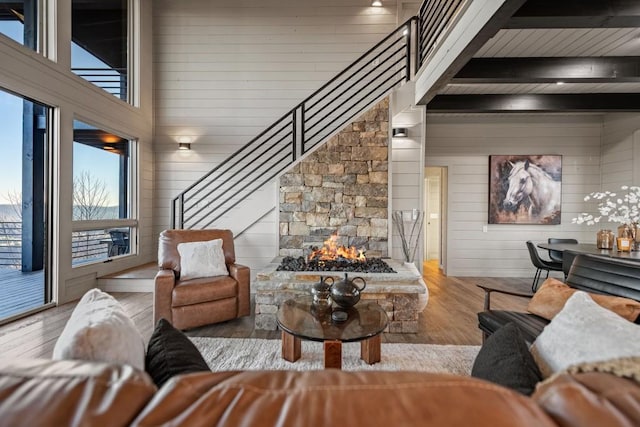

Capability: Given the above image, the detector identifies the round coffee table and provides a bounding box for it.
[276,298,389,369]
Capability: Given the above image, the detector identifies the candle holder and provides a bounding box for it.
[617,237,632,252]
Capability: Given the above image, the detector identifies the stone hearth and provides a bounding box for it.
[254,258,428,334]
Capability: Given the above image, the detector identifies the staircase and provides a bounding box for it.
[171,0,467,234]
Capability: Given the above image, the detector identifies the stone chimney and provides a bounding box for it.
[279,98,389,258]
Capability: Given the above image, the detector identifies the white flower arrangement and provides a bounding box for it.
[572,185,640,226]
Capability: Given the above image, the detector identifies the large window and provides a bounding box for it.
[71,0,128,101]
[0,1,39,50]
[72,119,136,265]
[0,87,52,321]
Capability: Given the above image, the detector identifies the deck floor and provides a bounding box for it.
[0,269,46,320]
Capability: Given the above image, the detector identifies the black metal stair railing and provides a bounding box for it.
[171,0,469,230]
[172,18,416,229]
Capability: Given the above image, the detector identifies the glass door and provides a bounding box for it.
[0,89,52,322]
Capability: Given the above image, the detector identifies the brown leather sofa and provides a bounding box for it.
[0,357,638,427]
[155,229,250,330]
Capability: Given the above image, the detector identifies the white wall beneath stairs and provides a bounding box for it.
[390,124,424,269]
[152,0,411,276]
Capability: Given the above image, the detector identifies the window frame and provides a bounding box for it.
[70,0,132,103]
[70,117,138,266]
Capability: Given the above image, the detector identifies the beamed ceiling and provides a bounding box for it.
[426,0,640,112]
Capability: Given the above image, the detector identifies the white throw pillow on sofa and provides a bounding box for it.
[52,288,145,370]
[177,238,228,280]
[531,291,640,378]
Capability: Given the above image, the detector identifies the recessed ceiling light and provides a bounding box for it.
[556,81,565,85]
[372,0,382,7]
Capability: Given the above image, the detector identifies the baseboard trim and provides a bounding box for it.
[98,279,154,293]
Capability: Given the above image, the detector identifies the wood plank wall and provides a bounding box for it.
[152,0,412,275]
[391,125,424,266]
[601,113,640,190]
[425,114,604,277]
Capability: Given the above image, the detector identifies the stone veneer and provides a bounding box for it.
[279,98,389,258]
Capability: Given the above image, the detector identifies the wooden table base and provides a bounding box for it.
[324,340,342,369]
[281,332,382,369]
[281,331,301,362]
[360,334,381,364]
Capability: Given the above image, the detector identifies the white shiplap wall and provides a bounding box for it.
[153,0,406,275]
[601,113,640,189]
[390,124,424,268]
[425,114,603,277]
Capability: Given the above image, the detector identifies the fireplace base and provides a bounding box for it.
[254,258,428,333]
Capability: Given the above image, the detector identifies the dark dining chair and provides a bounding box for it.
[526,241,563,292]
[547,238,578,263]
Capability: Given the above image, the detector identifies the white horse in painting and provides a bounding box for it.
[503,160,561,220]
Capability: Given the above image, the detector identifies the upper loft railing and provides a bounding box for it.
[417,0,467,69]
[171,0,468,229]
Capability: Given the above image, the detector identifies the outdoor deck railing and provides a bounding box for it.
[72,67,127,101]
[0,222,113,268]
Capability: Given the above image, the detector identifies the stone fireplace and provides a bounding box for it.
[278,98,389,258]
[253,99,428,334]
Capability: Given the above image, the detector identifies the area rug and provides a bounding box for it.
[190,337,480,375]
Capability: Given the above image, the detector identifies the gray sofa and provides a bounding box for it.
[477,254,640,344]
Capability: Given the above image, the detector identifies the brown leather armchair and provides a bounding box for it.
[154,229,250,330]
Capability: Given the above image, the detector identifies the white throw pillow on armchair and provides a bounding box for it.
[531,291,640,378]
[177,238,228,280]
[52,288,145,370]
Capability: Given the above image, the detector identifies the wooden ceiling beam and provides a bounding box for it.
[416,0,527,105]
[508,0,640,28]
[427,93,640,112]
[453,57,640,84]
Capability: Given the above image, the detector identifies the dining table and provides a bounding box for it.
[537,242,640,275]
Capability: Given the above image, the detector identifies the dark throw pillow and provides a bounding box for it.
[145,318,210,387]
[471,322,542,395]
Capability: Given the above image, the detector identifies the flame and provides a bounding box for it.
[308,233,366,262]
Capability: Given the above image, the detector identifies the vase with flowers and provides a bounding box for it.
[573,185,640,251]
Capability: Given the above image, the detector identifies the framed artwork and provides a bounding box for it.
[489,155,562,225]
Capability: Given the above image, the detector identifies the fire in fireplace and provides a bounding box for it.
[307,233,365,262]
[277,233,396,273]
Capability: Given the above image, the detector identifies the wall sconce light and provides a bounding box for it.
[177,136,192,150]
[371,0,382,6]
[392,128,408,138]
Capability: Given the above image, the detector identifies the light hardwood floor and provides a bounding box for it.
[0,261,531,359]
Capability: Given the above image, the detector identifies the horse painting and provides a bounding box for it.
[489,156,562,224]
